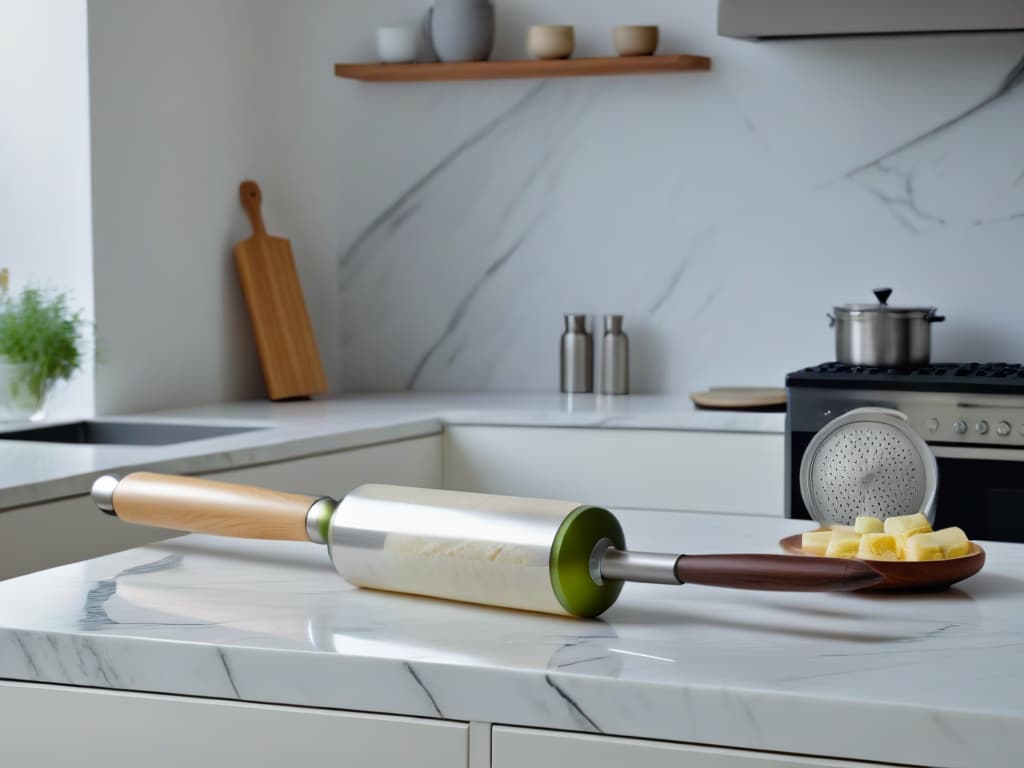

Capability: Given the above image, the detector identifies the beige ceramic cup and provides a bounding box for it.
[527,25,575,60]
[613,25,659,56]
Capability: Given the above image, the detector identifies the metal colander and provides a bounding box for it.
[799,407,937,526]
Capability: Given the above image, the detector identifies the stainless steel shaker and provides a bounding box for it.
[600,315,629,395]
[560,314,593,393]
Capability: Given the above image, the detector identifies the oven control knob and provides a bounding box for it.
[926,417,939,433]
[952,419,967,435]
[997,421,1011,437]
[976,420,989,435]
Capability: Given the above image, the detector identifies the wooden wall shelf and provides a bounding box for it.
[334,55,711,82]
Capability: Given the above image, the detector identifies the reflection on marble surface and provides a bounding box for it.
[1,509,1022,767]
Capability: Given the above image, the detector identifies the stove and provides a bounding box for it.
[790,362,1024,393]
[786,362,1024,542]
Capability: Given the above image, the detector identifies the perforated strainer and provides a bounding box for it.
[799,407,937,527]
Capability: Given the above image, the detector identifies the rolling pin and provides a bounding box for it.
[92,473,882,617]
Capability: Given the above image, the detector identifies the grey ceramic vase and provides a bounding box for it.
[428,0,495,62]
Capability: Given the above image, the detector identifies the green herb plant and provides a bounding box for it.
[0,269,90,413]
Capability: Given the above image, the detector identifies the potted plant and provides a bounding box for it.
[0,268,92,421]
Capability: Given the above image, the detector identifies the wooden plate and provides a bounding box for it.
[779,532,986,591]
[691,387,787,411]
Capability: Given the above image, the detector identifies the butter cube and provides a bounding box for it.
[896,527,931,558]
[801,530,833,556]
[933,527,970,559]
[825,529,861,559]
[857,533,899,561]
[883,513,932,558]
[883,513,932,536]
[903,531,945,561]
[854,516,884,535]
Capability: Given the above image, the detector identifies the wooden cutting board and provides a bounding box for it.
[234,181,327,400]
[690,387,787,410]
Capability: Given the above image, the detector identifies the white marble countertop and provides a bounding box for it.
[0,509,1019,768]
[0,393,784,510]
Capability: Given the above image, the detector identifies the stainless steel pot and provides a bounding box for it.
[829,288,945,367]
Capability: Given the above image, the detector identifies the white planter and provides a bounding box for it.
[0,357,36,422]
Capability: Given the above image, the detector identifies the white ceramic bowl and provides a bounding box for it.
[377,26,419,64]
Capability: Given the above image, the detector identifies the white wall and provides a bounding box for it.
[88,0,266,414]
[323,1,1024,393]
[85,1,1024,411]
[0,0,94,418]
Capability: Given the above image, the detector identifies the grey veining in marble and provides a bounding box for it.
[846,52,1024,232]
[0,393,783,509]
[330,2,1024,395]
[1,509,1022,768]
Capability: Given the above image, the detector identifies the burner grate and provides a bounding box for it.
[787,362,1024,394]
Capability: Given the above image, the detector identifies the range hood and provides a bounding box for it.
[719,0,1024,39]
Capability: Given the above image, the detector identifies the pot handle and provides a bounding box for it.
[827,312,836,328]
[873,287,893,306]
[928,309,946,323]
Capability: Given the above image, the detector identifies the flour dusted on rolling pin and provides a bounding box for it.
[374,533,555,611]
[330,485,583,615]
[385,535,538,563]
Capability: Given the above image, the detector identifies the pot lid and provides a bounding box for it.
[834,288,939,317]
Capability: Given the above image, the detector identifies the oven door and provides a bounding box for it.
[787,434,1024,543]
[931,445,1024,543]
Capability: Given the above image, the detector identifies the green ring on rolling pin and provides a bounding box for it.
[550,506,626,618]
[318,505,333,545]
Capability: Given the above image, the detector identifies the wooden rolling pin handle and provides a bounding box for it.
[99,471,320,543]
[239,180,267,237]
[674,554,883,592]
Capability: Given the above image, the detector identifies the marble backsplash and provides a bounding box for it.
[331,2,1024,394]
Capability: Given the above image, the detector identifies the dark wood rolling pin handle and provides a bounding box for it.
[674,554,884,592]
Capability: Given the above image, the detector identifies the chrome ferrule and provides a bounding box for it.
[599,547,681,585]
[304,497,337,545]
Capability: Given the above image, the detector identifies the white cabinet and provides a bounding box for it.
[0,493,174,581]
[1,424,783,579]
[0,681,467,768]
[445,426,784,516]
[0,685,917,768]
[202,434,442,498]
[492,726,911,768]
[0,435,442,580]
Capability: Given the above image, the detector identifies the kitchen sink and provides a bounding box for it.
[0,420,264,446]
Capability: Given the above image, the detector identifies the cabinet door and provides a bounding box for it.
[203,434,442,497]
[1,681,467,768]
[0,436,442,581]
[492,726,909,768]
[445,426,783,516]
[0,494,178,581]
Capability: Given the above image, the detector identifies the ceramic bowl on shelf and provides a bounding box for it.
[613,25,659,56]
[527,25,575,60]
[377,26,419,63]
